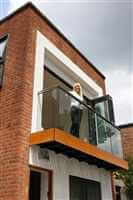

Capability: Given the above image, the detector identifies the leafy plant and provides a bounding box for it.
[114,157,133,199]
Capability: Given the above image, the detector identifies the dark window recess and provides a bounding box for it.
[92,95,115,124]
[108,97,115,124]
[116,186,121,200]
[43,66,93,107]
[0,34,9,88]
[29,170,41,200]
[42,67,93,129]
[0,63,4,87]
[70,176,101,200]
[42,67,72,129]
[44,66,72,91]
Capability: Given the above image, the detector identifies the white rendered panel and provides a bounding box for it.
[29,146,113,200]
[31,35,44,132]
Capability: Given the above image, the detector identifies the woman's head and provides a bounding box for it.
[73,83,82,97]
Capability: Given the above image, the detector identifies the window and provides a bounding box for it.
[0,34,8,88]
[70,176,101,200]
[116,186,121,200]
[29,169,52,200]
[29,170,41,200]
[92,95,115,124]
[42,67,72,129]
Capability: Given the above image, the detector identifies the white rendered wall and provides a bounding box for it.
[40,171,49,200]
[29,146,113,200]
[31,31,103,133]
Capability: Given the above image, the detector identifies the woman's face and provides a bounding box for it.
[74,85,80,94]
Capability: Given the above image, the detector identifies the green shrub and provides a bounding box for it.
[114,157,133,199]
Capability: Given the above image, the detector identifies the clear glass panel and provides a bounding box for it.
[80,104,89,142]
[96,115,112,153]
[41,89,58,129]
[41,87,90,142]
[111,128,123,158]
[88,109,97,145]
[57,88,90,142]
[57,88,71,131]
[95,100,109,120]
[40,87,123,158]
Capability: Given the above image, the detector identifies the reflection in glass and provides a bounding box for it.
[96,115,112,153]
[70,176,101,200]
[40,87,123,158]
[0,40,7,58]
[0,36,8,59]
[111,128,123,158]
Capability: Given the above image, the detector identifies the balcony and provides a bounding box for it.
[30,86,128,170]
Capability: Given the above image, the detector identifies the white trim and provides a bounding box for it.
[31,31,103,132]
[29,146,113,200]
[31,35,44,132]
[38,31,103,95]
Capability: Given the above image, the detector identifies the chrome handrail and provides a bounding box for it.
[38,86,120,131]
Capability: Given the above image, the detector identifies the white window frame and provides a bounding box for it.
[31,31,103,133]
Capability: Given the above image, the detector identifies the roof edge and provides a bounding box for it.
[119,123,133,129]
[0,1,105,80]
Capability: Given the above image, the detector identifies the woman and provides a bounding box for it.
[69,83,83,137]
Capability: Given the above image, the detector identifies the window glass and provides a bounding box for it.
[0,35,8,88]
[70,176,101,200]
[0,39,7,58]
[93,95,115,124]
[29,171,41,200]
[29,170,52,200]
[0,63,4,87]
[42,67,71,128]
[43,67,71,91]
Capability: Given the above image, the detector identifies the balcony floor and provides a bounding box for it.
[30,128,128,170]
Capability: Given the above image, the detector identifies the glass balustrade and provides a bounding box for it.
[111,127,123,158]
[39,86,123,158]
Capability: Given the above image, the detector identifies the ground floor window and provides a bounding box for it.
[116,186,121,200]
[70,176,101,200]
[29,168,52,200]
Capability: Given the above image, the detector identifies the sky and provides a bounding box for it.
[0,0,133,125]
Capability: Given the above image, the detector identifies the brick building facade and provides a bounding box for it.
[119,124,133,159]
[0,2,127,200]
[114,125,133,200]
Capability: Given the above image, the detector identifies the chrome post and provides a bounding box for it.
[95,113,99,146]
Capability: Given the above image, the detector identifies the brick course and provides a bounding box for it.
[0,3,105,200]
[0,9,33,200]
[120,125,133,159]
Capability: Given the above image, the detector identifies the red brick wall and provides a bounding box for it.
[0,4,106,200]
[0,9,35,200]
[120,125,133,159]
